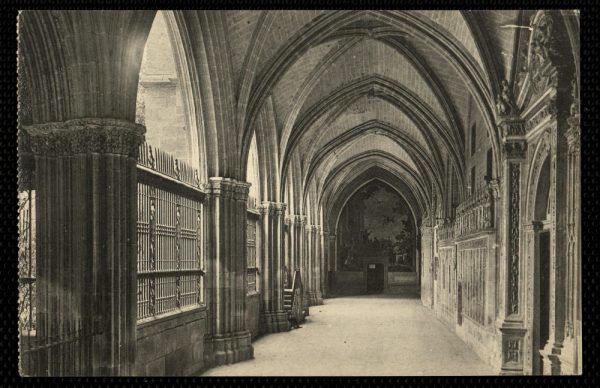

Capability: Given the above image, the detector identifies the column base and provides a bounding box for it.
[499,319,527,375]
[540,341,564,375]
[558,336,582,375]
[307,290,323,306]
[204,331,254,367]
[261,311,290,334]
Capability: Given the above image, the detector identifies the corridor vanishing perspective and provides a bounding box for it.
[17,9,581,376]
[203,296,495,376]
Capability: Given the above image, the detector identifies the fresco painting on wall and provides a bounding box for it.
[338,181,415,272]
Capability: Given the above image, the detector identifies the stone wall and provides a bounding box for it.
[135,308,208,376]
[387,271,418,294]
[332,271,365,295]
[455,316,501,369]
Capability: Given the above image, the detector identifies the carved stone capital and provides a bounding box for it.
[206,177,234,198]
[273,202,287,215]
[20,118,145,157]
[502,140,528,161]
[233,182,251,202]
[257,202,271,215]
[498,117,526,138]
[293,214,306,226]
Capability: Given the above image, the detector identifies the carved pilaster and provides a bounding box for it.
[498,115,528,375]
[560,97,581,374]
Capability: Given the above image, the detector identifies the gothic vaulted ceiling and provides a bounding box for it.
[223,10,522,219]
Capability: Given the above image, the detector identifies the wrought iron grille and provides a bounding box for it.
[18,189,36,337]
[247,218,258,294]
[19,318,100,376]
[137,143,205,321]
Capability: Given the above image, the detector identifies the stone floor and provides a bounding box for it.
[201,295,496,376]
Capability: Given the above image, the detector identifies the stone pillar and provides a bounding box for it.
[321,229,329,298]
[283,217,292,288]
[560,103,581,375]
[420,221,434,308]
[204,178,253,366]
[291,215,305,272]
[498,117,528,375]
[307,225,323,306]
[258,202,289,333]
[20,118,144,375]
[285,215,293,287]
[328,234,337,294]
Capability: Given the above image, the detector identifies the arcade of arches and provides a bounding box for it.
[17,10,580,376]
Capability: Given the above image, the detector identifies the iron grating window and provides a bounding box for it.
[137,143,205,322]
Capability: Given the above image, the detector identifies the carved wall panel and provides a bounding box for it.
[457,237,488,325]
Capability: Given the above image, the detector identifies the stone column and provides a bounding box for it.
[292,215,305,272]
[321,229,329,298]
[283,216,292,288]
[258,202,289,333]
[307,225,323,306]
[420,220,434,309]
[327,234,337,294]
[20,118,144,375]
[204,178,253,366]
[305,224,314,303]
[560,103,581,375]
[498,117,528,375]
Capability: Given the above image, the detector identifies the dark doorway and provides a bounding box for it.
[366,263,384,293]
[539,232,551,349]
[534,230,551,375]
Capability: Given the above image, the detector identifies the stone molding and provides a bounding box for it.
[498,117,526,138]
[20,118,145,157]
[258,201,288,216]
[206,177,250,201]
[289,214,306,226]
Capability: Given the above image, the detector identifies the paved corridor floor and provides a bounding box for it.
[201,295,495,376]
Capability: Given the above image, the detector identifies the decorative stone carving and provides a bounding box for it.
[496,79,519,117]
[508,163,521,315]
[566,80,581,156]
[503,141,528,160]
[528,11,560,95]
[525,98,558,133]
[500,323,527,374]
[506,339,522,363]
[20,118,146,157]
[499,119,526,138]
